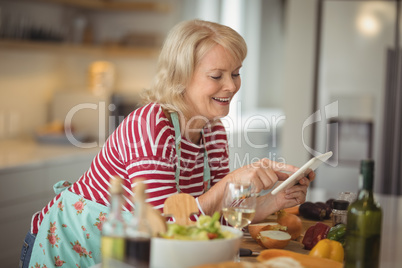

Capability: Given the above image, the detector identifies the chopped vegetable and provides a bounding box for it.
[160,212,235,240]
[257,230,291,249]
[282,205,300,215]
[327,223,346,246]
[277,210,302,240]
[249,222,286,241]
[309,238,344,262]
[315,202,332,219]
[299,202,327,221]
[302,222,331,250]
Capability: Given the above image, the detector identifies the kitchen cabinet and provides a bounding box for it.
[0,0,174,57]
[35,0,170,12]
[0,139,99,267]
[0,38,161,57]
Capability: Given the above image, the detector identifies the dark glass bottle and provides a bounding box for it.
[125,181,152,268]
[101,177,126,268]
[344,160,382,268]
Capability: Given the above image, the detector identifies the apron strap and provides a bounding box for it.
[170,112,182,192]
[201,129,211,191]
[170,112,211,193]
[53,180,72,195]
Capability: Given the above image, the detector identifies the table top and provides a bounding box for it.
[240,214,332,263]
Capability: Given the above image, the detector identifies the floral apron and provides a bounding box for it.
[28,112,211,268]
[28,181,134,268]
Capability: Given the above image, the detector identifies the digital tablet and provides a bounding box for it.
[271,151,333,195]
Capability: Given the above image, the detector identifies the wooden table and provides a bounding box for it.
[240,215,333,263]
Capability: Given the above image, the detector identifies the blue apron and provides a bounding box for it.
[27,111,211,267]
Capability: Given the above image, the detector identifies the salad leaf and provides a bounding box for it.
[161,212,235,240]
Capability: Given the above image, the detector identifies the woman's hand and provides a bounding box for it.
[252,171,315,222]
[228,158,299,193]
[198,158,304,216]
[274,172,313,207]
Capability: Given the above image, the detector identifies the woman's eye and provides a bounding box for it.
[232,73,240,77]
[211,76,221,80]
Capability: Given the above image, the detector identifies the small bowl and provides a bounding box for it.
[150,226,242,268]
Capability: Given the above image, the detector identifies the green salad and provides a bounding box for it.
[160,212,236,240]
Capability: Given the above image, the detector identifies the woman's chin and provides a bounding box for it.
[213,112,230,120]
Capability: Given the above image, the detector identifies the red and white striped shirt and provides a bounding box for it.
[31,103,230,234]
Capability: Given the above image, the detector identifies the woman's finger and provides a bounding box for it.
[261,158,299,173]
[240,160,279,191]
[285,189,307,199]
[250,175,265,193]
[257,167,279,190]
[286,182,308,193]
[285,187,308,203]
[307,171,316,182]
[297,177,311,186]
[275,171,291,181]
[233,167,265,193]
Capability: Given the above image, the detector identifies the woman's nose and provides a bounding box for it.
[224,76,239,92]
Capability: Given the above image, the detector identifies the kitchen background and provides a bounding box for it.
[0,0,401,267]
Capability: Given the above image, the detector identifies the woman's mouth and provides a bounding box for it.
[212,97,231,103]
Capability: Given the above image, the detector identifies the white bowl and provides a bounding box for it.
[150,226,242,268]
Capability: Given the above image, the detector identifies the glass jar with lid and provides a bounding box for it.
[332,199,349,226]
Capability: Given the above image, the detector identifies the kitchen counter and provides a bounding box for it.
[240,195,402,268]
[1,139,401,267]
[0,137,100,173]
[0,137,101,267]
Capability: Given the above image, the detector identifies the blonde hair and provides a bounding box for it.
[141,19,248,114]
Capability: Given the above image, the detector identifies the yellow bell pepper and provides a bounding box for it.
[309,238,344,262]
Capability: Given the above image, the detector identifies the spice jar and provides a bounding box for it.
[332,199,349,226]
[88,61,115,96]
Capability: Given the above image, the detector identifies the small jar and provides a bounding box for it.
[332,199,349,226]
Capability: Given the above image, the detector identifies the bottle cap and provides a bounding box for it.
[360,159,375,190]
[333,199,349,210]
[360,159,374,173]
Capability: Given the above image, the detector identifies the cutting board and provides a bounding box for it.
[163,193,199,225]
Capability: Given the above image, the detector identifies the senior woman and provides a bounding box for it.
[20,19,313,268]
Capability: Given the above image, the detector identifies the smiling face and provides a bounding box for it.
[183,44,242,122]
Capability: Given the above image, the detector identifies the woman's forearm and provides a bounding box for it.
[197,178,229,215]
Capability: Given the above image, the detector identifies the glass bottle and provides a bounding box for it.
[101,177,126,268]
[344,159,382,268]
[125,180,152,268]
